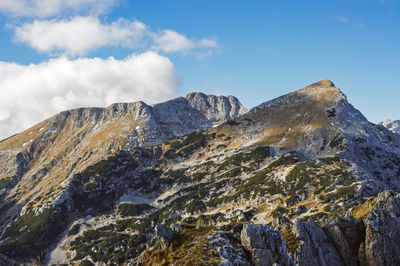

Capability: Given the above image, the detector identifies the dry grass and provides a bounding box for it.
[143,227,222,266]
[352,198,377,219]
[281,229,300,253]
[0,110,135,206]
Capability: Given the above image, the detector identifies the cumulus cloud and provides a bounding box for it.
[152,30,217,53]
[0,0,114,17]
[15,16,148,56]
[13,16,217,56]
[0,52,180,139]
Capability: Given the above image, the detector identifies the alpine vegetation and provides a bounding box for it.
[0,80,400,266]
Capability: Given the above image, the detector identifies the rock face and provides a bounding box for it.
[155,224,174,249]
[379,120,400,135]
[208,230,251,266]
[360,191,400,266]
[2,80,400,265]
[241,224,294,266]
[287,190,400,266]
[323,216,365,266]
[292,220,343,266]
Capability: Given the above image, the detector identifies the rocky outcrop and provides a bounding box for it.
[323,216,364,266]
[208,230,250,266]
[360,191,400,266]
[155,224,174,249]
[379,120,400,135]
[285,191,400,266]
[240,224,294,266]
[207,196,400,266]
[292,220,343,266]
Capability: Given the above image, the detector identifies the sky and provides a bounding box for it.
[0,0,399,139]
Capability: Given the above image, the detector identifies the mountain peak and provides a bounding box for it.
[250,79,343,115]
[305,79,335,88]
[379,120,400,134]
[297,79,344,106]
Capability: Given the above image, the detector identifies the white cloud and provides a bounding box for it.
[13,16,217,56]
[152,30,217,54]
[0,52,180,139]
[336,16,349,23]
[0,0,114,17]
[15,16,148,56]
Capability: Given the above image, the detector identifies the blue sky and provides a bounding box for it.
[0,0,399,138]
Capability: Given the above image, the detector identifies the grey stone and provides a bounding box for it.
[170,223,182,233]
[155,224,174,249]
[240,224,294,266]
[292,220,343,266]
[361,191,400,266]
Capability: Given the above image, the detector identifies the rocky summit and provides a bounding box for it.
[379,120,400,135]
[0,80,399,266]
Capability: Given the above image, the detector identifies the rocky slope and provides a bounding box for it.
[379,120,400,135]
[0,92,246,229]
[0,80,399,266]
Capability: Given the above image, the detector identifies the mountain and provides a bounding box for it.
[1,80,400,266]
[0,92,246,221]
[379,120,400,135]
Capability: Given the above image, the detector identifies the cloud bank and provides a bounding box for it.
[0,0,115,17]
[0,52,180,139]
[14,16,217,56]
[15,17,148,56]
[0,1,218,139]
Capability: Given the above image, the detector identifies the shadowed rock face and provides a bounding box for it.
[241,224,294,266]
[361,191,400,266]
[1,80,400,266]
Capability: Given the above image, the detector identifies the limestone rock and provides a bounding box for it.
[155,224,174,249]
[292,220,343,266]
[170,223,182,233]
[361,191,400,266]
[379,120,400,135]
[240,224,294,266]
[322,216,364,266]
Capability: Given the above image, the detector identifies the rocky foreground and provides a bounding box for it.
[0,80,399,265]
